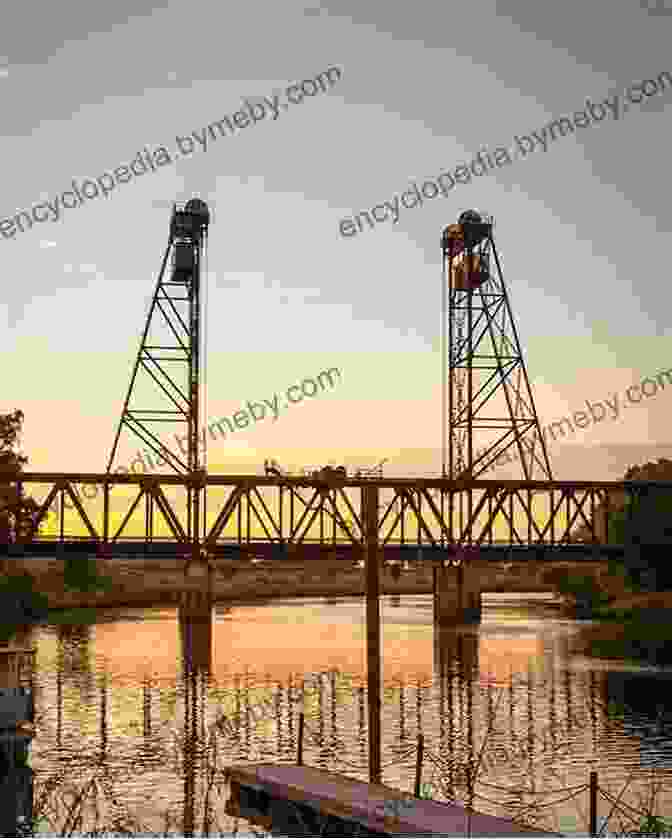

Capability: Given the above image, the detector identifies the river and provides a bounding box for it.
[15,591,672,836]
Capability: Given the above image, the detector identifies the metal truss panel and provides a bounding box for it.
[8,474,672,551]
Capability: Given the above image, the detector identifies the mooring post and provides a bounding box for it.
[414,733,424,797]
[589,770,598,836]
[363,483,381,785]
[297,711,304,766]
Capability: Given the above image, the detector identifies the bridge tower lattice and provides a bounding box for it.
[106,198,210,545]
[441,210,552,482]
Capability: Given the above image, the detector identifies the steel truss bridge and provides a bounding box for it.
[6,472,670,559]
[6,207,664,564]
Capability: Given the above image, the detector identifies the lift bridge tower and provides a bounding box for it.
[440,210,553,483]
[106,198,210,562]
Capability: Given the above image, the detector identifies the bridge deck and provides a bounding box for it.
[4,540,625,559]
[224,763,560,836]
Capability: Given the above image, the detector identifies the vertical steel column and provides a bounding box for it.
[363,483,381,784]
[466,250,474,480]
[102,480,109,545]
[189,232,201,564]
[446,235,454,483]
[442,234,449,479]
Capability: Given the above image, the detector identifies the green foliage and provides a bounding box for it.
[607,508,629,545]
[46,606,100,624]
[587,614,672,666]
[63,556,113,593]
[0,409,45,542]
[0,410,28,473]
[605,552,645,593]
[553,572,611,609]
[419,783,433,799]
[592,605,636,621]
[605,460,672,590]
[628,488,672,546]
[608,490,672,554]
[619,459,672,546]
[0,569,50,641]
[0,569,39,594]
[638,814,672,836]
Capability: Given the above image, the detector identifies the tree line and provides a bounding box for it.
[0,410,42,545]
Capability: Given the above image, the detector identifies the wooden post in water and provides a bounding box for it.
[297,711,304,766]
[589,770,598,836]
[414,733,424,797]
[363,483,381,784]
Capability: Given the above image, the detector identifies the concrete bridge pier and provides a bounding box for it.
[178,590,213,675]
[178,548,214,676]
[433,622,479,681]
[432,560,481,625]
[182,545,215,592]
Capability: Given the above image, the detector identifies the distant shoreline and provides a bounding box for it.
[11,556,664,620]
[12,556,437,613]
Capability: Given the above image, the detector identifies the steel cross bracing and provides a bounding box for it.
[8,473,672,551]
[442,212,553,482]
[105,200,210,555]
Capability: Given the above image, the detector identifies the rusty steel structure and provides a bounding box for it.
[441,210,552,481]
[7,472,672,553]
[105,198,210,565]
[4,204,669,561]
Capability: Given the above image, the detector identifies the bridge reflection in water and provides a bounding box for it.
[16,594,672,836]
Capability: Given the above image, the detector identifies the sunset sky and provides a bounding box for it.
[2,0,671,485]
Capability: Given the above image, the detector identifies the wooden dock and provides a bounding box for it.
[225,763,562,836]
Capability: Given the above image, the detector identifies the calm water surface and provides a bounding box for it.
[18,592,672,836]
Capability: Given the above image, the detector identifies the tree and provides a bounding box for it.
[0,411,51,641]
[609,458,672,590]
[0,410,42,545]
[0,411,111,618]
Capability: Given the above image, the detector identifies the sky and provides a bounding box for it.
[2,0,672,484]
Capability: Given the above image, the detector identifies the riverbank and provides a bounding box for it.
[5,556,437,613]
[8,555,667,621]
[568,590,672,667]
[593,589,672,620]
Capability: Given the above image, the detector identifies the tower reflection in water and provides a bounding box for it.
[428,615,615,818]
[179,590,213,837]
[23,595,672,835]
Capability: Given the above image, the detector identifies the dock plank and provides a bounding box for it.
[226,763,561,836]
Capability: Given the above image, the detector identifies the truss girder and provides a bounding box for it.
[205,486,246,545]
[6,474,670,549]
[150,483,188,542]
